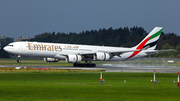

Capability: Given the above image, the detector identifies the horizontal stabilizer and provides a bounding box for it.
[145,49,175,55]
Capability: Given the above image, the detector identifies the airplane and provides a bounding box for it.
[3,27,169,67]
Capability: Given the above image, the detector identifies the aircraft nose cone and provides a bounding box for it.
[3,46,8,51]
[3,45,16,54]
[3,46,12,53]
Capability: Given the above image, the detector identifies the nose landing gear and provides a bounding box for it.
[17,55,21,63]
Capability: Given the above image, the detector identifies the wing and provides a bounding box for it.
[57,48,139,55]
[54,48,140,60]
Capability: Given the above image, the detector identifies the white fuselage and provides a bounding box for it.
[3,27,165,67]
[4,41,150,61]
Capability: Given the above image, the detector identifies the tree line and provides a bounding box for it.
[28,26,180,58]
[0,37,14,58]
[29,27,148,47]
[1,26,180,58]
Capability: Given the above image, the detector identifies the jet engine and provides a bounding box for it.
[93,52,110,61]
[44,58,60,63]
[66,55,82,63]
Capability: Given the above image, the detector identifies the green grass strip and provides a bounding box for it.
[0,72,179,101]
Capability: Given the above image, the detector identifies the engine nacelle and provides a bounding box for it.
[66,55,82,63]
[93,52,110,61]
[44,58,60,63]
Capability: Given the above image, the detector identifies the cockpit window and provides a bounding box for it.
[7,44,14,47]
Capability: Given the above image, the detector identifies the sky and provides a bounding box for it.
[0,0,180,39]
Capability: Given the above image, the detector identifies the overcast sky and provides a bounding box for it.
[0,0,180,39]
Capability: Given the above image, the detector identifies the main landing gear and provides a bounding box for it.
[73,63,96,67]
[17,55,21,63]
[73,60,96,67]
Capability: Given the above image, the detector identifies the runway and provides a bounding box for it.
[1,64,180,73]
[100,64,180,73]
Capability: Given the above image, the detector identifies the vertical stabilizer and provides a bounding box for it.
[133,27,163,50]
[126,27,162,60]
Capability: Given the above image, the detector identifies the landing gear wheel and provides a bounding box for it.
[78,64,86,67]
[73,63,78,67]
[73,63,96,67]
[17,59,21,63]
[17,55,21,63]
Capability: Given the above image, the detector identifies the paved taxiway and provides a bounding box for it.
[100,64,180,73]
[0,64,180,73]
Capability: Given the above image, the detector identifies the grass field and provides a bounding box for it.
[0,58,180,100]
[0,72,179,101]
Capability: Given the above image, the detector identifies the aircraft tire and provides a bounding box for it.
[85,63,96,67]
[86,64,91,67]
[78,64,86,67]
[73,63,78,67]
[92,64,96,67]
[17,59,21,63]
[73,63,96,67]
